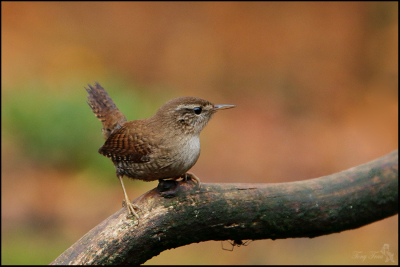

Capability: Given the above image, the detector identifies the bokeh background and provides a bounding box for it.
[2,2,398,265]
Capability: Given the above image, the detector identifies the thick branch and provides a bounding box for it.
[51,150,398,265]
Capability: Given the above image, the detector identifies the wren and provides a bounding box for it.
[86,83,235,219]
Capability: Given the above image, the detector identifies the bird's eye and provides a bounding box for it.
[193,107,202,115]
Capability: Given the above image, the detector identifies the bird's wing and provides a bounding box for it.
[98,121,153,163]
[86,82,127,139]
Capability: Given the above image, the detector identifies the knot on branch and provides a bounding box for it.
[157,179,179,198]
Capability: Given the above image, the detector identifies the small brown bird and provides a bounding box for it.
[86,83,235,219]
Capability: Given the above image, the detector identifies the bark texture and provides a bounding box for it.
[51,150,398,265]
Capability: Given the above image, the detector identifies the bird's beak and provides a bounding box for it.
[214,104,236,110]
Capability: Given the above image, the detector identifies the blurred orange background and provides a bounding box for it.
[2,2,398,265]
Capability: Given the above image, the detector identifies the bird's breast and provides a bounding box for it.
[180,135,201,165]
[164,135,201,174]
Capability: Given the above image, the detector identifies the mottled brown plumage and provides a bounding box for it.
[86,83,127,139]
[86,82,235,220]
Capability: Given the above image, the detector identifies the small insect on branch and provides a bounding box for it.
[221,240,253,251]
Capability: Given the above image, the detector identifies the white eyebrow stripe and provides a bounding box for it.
[175,104,199,110]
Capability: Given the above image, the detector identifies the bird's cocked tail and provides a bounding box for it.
[85,82,127,139]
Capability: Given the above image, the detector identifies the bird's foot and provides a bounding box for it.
[166,173,201,188]
[183,172,201,188]
[122,200,141,222]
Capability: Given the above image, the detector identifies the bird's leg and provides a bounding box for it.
[168,173,201,188]
[184,172,201,188]
[118,175,140,220]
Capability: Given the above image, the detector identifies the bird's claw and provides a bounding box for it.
[122,200,141,221]
[184,172,201,188]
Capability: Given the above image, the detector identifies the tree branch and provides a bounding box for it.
[51,150,398,265]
